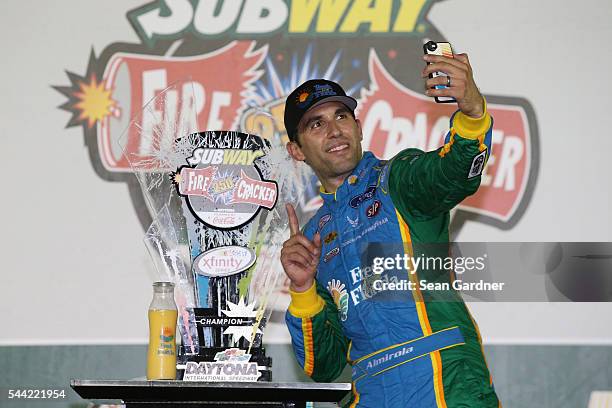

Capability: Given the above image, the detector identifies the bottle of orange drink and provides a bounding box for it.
[146,282,178,380]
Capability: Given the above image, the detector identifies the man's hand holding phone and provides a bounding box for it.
[422,41,485,118]
[280,203,322,293]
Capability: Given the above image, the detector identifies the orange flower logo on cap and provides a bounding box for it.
[297,91,309,103]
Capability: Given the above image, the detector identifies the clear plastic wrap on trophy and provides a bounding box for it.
[119,79,311,382]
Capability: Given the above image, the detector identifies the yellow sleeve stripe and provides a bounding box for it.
[302,318,314,376]
[478,133,488,152]
[438,129,456,158]
[451,98,491,140]
[288,283,325,318]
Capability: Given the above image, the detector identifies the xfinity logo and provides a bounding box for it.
[193,245,256,277]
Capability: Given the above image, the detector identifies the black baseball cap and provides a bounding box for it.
[284,79,357,141]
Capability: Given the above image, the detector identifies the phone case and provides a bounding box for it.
[423,41,455,103]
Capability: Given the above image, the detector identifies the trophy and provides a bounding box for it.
[120,79,309,382]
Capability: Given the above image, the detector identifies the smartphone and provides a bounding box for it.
[423,40,456,103]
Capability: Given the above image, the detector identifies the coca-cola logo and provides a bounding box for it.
[210,214,238,227]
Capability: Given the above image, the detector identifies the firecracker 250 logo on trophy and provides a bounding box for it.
[55,0,540,348]
[173,136,278,230]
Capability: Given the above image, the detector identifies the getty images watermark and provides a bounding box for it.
[369,253,506,293]
[352,242,612,302]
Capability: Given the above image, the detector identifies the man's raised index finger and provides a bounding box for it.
[286,203,300,236]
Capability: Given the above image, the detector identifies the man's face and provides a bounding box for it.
[287,101,363,183]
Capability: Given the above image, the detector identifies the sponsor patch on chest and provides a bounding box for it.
[317,213,332,232]
[327,279,349,321]
[365,200,382,218]
[349,185,377,208]
[323,247,340,262]
[324,231,338,244]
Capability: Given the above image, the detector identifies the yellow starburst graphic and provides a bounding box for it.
[171,171,183,186]
[73,76,116,128]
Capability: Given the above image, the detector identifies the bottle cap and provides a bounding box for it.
[153,281,174,288]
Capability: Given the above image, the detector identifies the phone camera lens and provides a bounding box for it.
[426,41,437,52]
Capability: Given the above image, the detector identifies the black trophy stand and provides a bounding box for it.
[70,379,351,407]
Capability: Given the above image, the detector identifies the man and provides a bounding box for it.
[280,52,500,407]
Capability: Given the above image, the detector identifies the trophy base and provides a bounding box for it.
[177,345,272,382]
[71,379,352,408]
